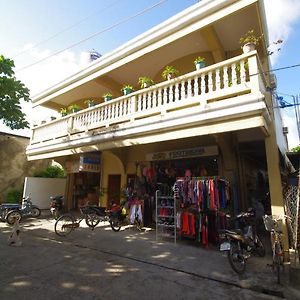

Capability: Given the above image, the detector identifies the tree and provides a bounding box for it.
[0,55,30,129]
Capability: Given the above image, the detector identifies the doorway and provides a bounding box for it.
[107,175,121,207]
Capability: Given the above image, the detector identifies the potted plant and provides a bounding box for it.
[239,29,262,53]
[161,65,179,80]
[68,104,80,113]
[121,84,134,95]
[84,99,96,108]
[60,108,68,117]
[138,76,155,88]
[194,56,206,70]
[103,92,113,102]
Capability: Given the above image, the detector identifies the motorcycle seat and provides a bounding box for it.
[0,204,21,209]
[222,229,243,235]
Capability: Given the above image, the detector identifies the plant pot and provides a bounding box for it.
[167,74,175,81]
[195,61,205,70]
[242,42,256,54]
[71,108,79,113]
[88,103,96,108]
[123,88,133,95]
[61,113,67,117]
[104,96,113,102]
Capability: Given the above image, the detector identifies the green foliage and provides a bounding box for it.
[33,165,66,178]
[121,84,134,92]
[60,108,68,116]
[138,76,154,88]
[0,55,31,129]
[68,104,80,112]
[239,29,262,46]
[194,56,205,64]
[291,145,300,153]
[161,65,179,80]
[6,189,22,203]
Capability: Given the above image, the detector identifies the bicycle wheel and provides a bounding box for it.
[255,236,266,257]
[274,242,283,284]
[227,241,246,274]
[85,213,101,228]
[110,216,121,232]
[55,214,74,237]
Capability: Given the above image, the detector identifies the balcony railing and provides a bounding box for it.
[30,51,266,145]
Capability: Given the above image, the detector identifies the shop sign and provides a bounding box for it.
[79,154,101,173]
[65,154,101,173]
[146,146,218,161]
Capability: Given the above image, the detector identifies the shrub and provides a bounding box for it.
[6,189,22,203]
[33,165,66,178]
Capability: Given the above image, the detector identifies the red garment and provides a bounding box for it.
[181,212,189,235]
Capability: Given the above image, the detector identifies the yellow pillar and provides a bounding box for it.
[265,125,289,251]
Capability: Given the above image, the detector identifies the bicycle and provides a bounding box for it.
[262,215,287,284]
[54,205,108,237]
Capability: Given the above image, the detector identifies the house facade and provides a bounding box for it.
[26,0,290,244]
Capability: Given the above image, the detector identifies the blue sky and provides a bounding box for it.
[0,0,299,148]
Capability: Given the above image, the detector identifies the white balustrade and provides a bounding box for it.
[31,52,263,144]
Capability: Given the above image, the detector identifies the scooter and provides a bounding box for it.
[50,195,64,219]
[219,208,265,274]
[5,195,41,225]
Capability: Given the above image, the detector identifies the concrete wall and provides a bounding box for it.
[23,177,66,209]
[0,132,50,203]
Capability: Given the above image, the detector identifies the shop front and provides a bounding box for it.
[64,152,101,210]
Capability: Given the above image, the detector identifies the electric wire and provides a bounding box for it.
[12,0,121,59]
[16,0,168,73]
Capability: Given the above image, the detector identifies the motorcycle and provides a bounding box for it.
[108,199,143,232]
[219,208,265,274]
[50,195,64,219]
[0,203,21,222]
[5,195,41,225]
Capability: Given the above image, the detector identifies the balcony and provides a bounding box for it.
[27,51,270,160]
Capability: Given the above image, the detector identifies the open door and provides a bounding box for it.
[107,175,121,207]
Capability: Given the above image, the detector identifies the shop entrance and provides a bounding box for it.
[107,174,121,207]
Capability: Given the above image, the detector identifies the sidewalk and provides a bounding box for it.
[0,217,299,299]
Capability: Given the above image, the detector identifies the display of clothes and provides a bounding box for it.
[174,177,230,210]
[174,177,230,246]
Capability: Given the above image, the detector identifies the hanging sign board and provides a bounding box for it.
[65,153,101,173]
[146,146,218,161]
[79,154,101,173]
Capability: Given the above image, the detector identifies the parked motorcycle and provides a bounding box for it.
[0,203,21,222]
[5,195,41,225]
[50,195,64,219]
[109,199,143,232]
[219,208,265,274]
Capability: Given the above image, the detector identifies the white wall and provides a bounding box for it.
[23,177,66,209]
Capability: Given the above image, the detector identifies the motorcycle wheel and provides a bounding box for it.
[6,210,22,225]
[85,213,101,228]
[31,207,41,218]
[55,214,74,237]
[255,236,266,257]
[227,241,246,274]
[110,216,121,232]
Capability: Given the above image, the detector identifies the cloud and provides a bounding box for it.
[264,0,300,64]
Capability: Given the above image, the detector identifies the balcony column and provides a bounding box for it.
[67,116,74,134]
[130,95,136,122]
[247,52,260,92]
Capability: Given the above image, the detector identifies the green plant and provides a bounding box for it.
[138,76,154,88]
[194,56,205,64]
[121,84,134,95]
[161,65,179,80]
[239,29,262,46]
[33,165,66,178]
[68,104,80,113]
[6,189,22,204]
[84,99,96,107]
[291,145,300,153]
[60,108,68,116]
[103,92,113,98]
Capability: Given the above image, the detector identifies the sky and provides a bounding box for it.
[0,0,299,149]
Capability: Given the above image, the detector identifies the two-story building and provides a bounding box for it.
[26,0,291,242]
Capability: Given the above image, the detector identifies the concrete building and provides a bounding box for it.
[26,0,292,245]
